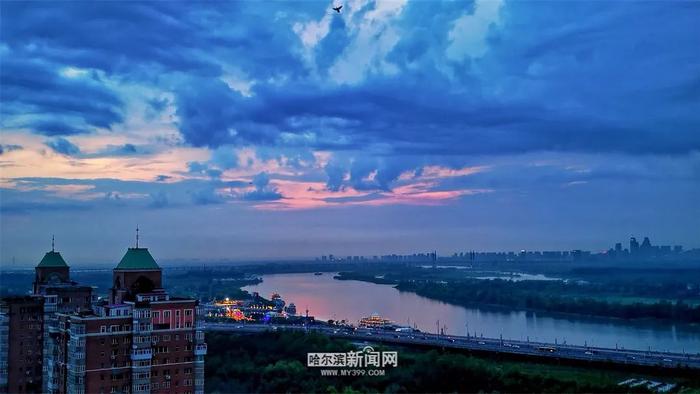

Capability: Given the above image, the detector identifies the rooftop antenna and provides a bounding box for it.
[52,234,55,252]
[136,225,140,248]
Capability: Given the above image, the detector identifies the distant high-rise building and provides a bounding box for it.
[615,243,623,253]
[630,237,640,255]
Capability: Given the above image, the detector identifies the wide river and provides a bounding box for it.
[243,272,700,353]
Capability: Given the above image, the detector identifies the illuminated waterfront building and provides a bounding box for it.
[358,313,394,329]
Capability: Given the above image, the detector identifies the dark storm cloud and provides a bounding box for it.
[0,2,306,137]
[242,172,283,201]
[27,120,91,136]
[0,145,23,155]
[174,78,263,148]
[96,144,139,156]
[43,139,151,159]
[324,160,347,192]
[83,143,155,158]
[323,154,427,192]
[4,1,698,157]
[0,59,123,135]
[0,3,222,76]
[2,1,700,263]
[173,75,700,156]
[0,1,308,77]
[45,138,81,156]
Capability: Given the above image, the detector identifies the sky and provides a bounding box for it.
[1,1,699,266]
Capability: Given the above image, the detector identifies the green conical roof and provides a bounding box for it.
[115,248,160,270]
[37,251,69,268]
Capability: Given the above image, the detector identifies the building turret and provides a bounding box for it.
[33,236,70,294]
[110,247,164,304]
[110,229,164,304]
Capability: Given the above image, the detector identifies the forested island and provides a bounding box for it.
[396,279,700,323]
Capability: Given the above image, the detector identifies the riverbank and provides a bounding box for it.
[332,271,700,324]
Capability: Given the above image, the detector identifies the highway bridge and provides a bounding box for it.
[206,322,700,370]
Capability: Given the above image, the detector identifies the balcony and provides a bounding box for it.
[130,348,152,361]
[194,343,207,356]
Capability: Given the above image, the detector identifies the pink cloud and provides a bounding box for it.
[252,178,492,211]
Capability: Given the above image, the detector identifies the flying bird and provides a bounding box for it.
[333,5,343,13]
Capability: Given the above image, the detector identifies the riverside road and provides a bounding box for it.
[206,322,700,369]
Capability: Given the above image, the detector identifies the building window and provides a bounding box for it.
[100,325,107,333]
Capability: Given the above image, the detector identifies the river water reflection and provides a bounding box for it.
[243,272,700,353]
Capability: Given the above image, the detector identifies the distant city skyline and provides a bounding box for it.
[1,230,698,268]
[1,2,699,265]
